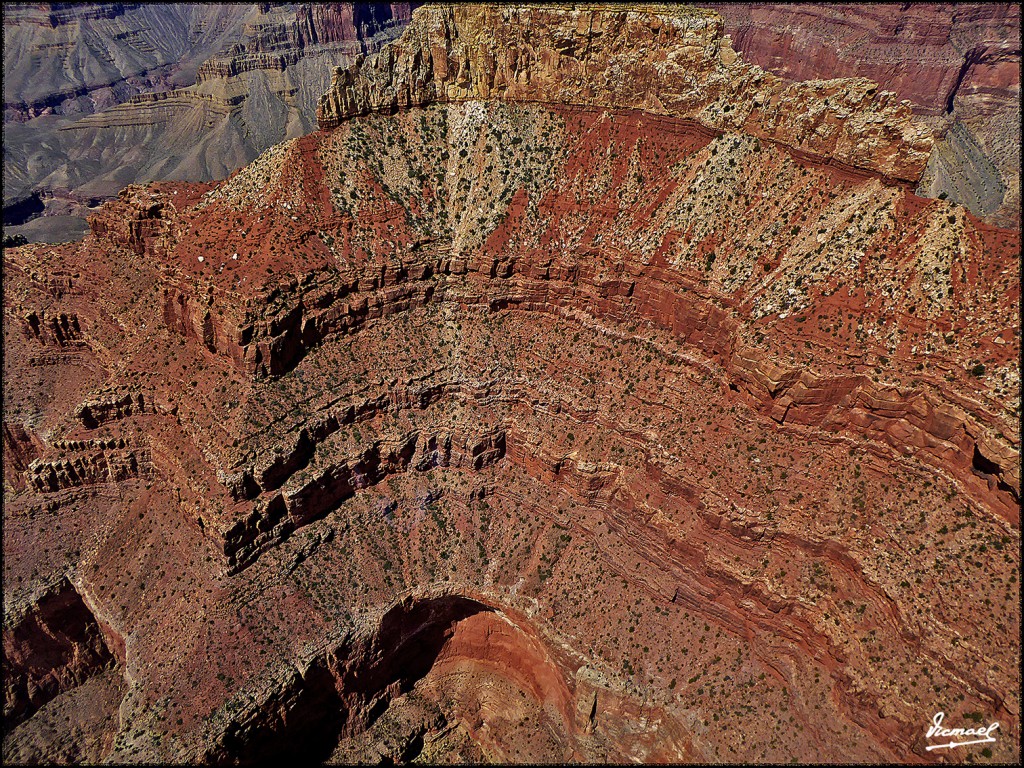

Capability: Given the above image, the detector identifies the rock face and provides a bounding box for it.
[317,4,933,181]
[708,2,1021,226]
[3,578,122,730]
[7,3,1019,244]
[2,423,44,492]
[3,2,414,241]
[4,3,233,122]
[2,3,1020,765]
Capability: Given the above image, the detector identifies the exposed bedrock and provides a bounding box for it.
[2,423,44,493]
[75,91,1020,564]
[223,425,506,573]
[3,3,416,242]
[2,578,124,731]
[706,3,1020,118]
[204,590,690,765]
[2,4,1019,764]
[87,185,178,257]
[0,1,406,119]
[707,2,1021,226]
[20,310,83,347]
[918,120,1007,218]
[316,4,933,181]
[214,355,1017,579]
[3,3,206,120]
[74,391,155,430]
[208,595,498,764]
[27,448,147,494]
[141,243,1019,529]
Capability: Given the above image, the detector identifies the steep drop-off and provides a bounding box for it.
[708,2,1021,227]
[2,4,1020,765]
[7,2,1019,243]
[3,2,414,242]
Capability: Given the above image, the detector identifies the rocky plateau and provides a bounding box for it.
[3,2,1020,245]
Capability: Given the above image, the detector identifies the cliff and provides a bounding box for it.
[3,3,246,121]
[2,3,1020,765]
[317,4,933,181]
[3,578,122,730]
[708,2,1022,226]
[3,3,415,241]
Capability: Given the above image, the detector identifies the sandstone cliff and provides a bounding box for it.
[708,2,1022,227]
[317,4,933,181]
[2,3,1020,765]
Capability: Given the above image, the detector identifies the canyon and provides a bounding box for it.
[3,2,414,242]
[709,2,1021,228]
[3,3,1020,765]
[4,3,1020,245]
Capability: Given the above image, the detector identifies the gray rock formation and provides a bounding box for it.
[3,2,414,242]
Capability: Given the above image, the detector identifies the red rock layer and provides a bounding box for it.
[2,423,44,493]
[4,96,1018,763]
[2,578,122,729]
[2,6,1019,765]
[707,3,1021,117]
[707,3,1021,227]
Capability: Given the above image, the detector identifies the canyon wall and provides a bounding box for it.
[3,2,415,242]
[317,4,933,181]
[2,3,1019,765]
[708,2,1021,226]
[6,3,1018,243]
[3,578,122,729]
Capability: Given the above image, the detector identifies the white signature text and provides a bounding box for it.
[925,711,999,751]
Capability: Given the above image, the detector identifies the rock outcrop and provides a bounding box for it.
[707,3,1019,117]
[708,2,1022,226]
[3,578,121,730]
[74,391,156,429]
[27,447,146,494]
[2,4,1019,765]
[317,4,932,181]
[3,423,44,492]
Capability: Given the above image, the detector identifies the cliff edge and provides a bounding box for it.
[317,3,933,181]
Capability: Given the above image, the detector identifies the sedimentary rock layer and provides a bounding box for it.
[708,2,1022,226]
[316,4,933,181]
[3,2,414,239]
[707,3,1020,118]
[3,578,121,730]
[2,4,1019,765]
